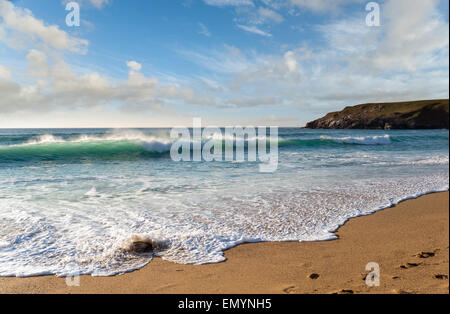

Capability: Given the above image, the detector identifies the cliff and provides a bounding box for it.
[306,100,449,129]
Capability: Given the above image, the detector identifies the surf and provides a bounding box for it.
[0,128,448,277]
[0,138,172,163]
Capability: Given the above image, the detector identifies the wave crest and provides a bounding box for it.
[320,135,391,145]
[0,131,174,162]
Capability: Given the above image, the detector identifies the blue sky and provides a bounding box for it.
[0,0,449,127]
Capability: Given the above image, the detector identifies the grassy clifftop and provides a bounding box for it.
[306,99,449,129]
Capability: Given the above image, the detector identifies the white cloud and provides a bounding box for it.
[179,0,448,112]
[0,0,448,123]
[290,0,363,12]
[284,51,297,72]
[179,46,304,106]
[177,46,250,74]
[256,114,300,125]
[237,6,284,25]
[0,0,88,53]
[236,24,272,37]
[260,0,288,10]
[224,96,279,107]
[26,49,49,77]
[198,22,211,37]
[88,0,111,9]
[0,51,215,114]
[373,0,449,71]
[258,7,284,23]
[0,64,11,80]
[294,0,449,107]
[203,0,254,7]
[203,0,284,38]
[126,60,142,72]
[61,0,111,10]
[315,0,449,72]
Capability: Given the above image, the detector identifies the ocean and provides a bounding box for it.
[0,128,448,277]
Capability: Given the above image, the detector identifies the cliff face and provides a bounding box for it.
[306,100,449,130]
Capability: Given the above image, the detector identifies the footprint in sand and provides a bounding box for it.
[392,289,414,294]
[331,289,355,294]
[400,262,422,269]
[415,249,439,259]
[407,262,421,267]
[416,252,435,258]
[434,274,449,280]
[283,286,298,294]
[308,273,320,280]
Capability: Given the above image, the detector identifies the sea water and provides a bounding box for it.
[0,128,448,276]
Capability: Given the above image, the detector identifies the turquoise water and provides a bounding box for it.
[0,128,448,276]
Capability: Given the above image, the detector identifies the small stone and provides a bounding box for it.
[130,241,154,254]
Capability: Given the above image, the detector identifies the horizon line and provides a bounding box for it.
[0,126,305,129]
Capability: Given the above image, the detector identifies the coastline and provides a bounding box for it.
[0,191,448,294]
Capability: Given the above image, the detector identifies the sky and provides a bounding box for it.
[0,0,449,128]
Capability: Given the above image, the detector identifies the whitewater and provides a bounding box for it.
[0,128,448,277]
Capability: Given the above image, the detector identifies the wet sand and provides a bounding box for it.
[1,192,448,294]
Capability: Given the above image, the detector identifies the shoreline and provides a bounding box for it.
[0,191,448,294]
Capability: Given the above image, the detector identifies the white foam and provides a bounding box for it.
[9,130,174,153]
[85,186,98,196]
[0,171,447,276]
[321,134,391,145]
[375,155,449,166]
[26,134,65,145]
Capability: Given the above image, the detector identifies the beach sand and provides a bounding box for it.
[1,192,448,294]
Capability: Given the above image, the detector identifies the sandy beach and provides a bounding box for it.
[0,191,448,294]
